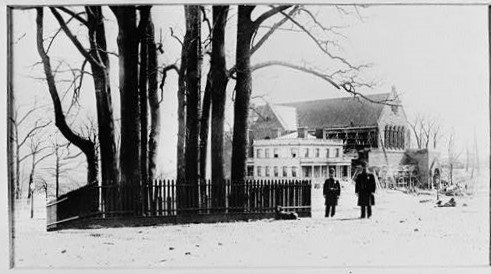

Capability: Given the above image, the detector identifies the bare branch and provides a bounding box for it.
[159,63,179,104]
[200,6,212,35]
[253,5,292,29]
[45,11,86,54]
[56,7,88,26]
[18,121,52,148]
[251,60,340,89]
[252,60,395,106]
[279,9,364,71]
[50,7,104,68]
[251,6,300,55]
[35,150,56,166]
[297,7,349,39]
[170,27,183,46]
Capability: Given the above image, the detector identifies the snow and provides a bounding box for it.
[12,172,489,269]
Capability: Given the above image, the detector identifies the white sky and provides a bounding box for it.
[10,5,490,179]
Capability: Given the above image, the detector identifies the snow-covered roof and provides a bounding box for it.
[268,104,297,131]
[277,131,317,140]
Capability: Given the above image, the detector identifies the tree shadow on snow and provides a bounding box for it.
[335,217,363,221]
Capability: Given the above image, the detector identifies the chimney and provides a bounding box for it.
[276,128,282,138]
[298,127,306,139]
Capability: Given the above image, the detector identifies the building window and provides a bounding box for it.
[274,166,279,177]
[247,166,254,177]
[326,148,330,158]
[393,127,398,148]
[257,149,262,158]
[257,166,262,177]
[401,127,405,148]
[274,148,279,158]
[384,125,389,148]
[291,148,297,158]
[315,148,320,158]
[265,148,270,158]
[265,166,270,177]
[282,166,288,177]
[335,148,340,157]
[304,148,310,158]
[292,167,297,177]
[302,166,311,178]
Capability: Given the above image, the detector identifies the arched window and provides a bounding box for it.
[387,126,393,148]
[384,125,389,148]
[401,127,405,148]
[391,126,396,149]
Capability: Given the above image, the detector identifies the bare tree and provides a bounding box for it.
[36,7,98,184]
[50,6,119,185]
[26,132,55,218]
[231,5,378,183]
[110,6,141,185]
[408,113,442,150]
[11,103,51,199]
[209,6,230,208]
[179,5,203,211]
[42,135,84,199]
[231,5,291,184]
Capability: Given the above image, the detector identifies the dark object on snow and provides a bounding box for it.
[275,206,298,220]
[323,171,341,217]
[437,198,456,207]
[355,165,376,218]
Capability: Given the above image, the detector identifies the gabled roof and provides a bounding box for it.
[281,93,391,129]
[268,104,297,131]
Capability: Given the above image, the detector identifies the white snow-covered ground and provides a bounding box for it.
[12,172,489,269]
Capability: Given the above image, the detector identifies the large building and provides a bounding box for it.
[249,89,410,170]
[246,131,353,183]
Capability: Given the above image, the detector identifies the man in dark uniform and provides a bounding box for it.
[323,168,341,217]
[355,162,376,218]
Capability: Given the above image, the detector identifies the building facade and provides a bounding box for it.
[246,131,353,183]
[250,89,410,171]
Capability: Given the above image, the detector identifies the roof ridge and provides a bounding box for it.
[280,92,391,106]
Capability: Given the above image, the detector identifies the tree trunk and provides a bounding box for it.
[86,6,119,186]
[55,145,60,198]
[139,7,150,189]
[111,6,141,186]
[36,8,98,184]
[210,6,229,209]
[138,7,151,215]
[231,6,254,183]
[199,79,211,191]
[147,9,160,183]
[176,7,188,186]
[15,136,21,199]
[146,8,158,215]
[183,5,202,210]
[230,6,255,210]
[176,28,187,210]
